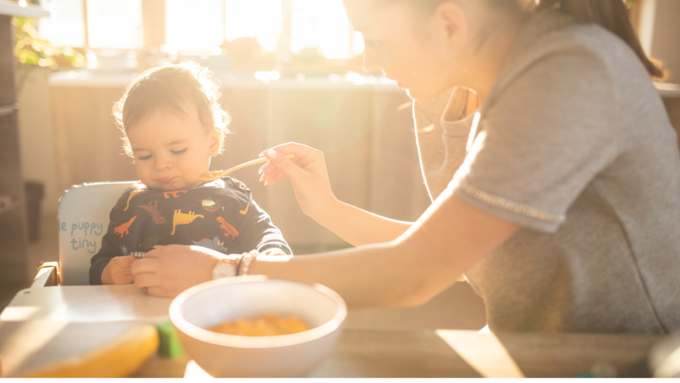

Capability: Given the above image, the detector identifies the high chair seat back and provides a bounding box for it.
[58,181,136,285]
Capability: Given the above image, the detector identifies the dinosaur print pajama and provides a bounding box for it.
[89,177,291,285]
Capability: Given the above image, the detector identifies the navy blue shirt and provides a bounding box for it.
[89,177,291,285]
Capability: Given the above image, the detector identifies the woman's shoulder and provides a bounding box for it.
[488,9,661,125]
[506,10,643,80]
[520,10,617,52]
[487,10,649,108]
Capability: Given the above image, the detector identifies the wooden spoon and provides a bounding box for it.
[199,153,295,181]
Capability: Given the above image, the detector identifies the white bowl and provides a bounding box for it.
[169,276,347,377]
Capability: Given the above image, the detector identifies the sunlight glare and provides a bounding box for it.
[226,0,282,52]
[255,70,281,83]
[87,0,142,49]
[166,0,224,51]
[292,0,355,59]
[436,329,525,378]
[0,306,40,321]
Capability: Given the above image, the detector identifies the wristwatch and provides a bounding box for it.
[212,258,237,280]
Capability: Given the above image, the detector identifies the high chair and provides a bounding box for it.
[32,181,136,287]
[30,183,489,331]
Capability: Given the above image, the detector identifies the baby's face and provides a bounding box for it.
[127,101,220,191]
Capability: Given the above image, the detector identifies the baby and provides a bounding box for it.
[89,62,291,285]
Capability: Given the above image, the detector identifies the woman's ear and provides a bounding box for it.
[208,130,222,157]
[433,1,469,49]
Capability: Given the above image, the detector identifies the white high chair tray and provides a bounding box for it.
[0,285,171,324]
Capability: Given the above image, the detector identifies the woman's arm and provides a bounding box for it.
[259,143,412,246]
[309,197,412,247]
[248,187,518,308]
[132,186,518,306]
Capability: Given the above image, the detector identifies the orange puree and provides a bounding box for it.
[208,314,309,336]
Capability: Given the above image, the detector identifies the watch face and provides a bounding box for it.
[213,261,235,280]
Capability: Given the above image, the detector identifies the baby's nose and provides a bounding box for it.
[154,157,173,170]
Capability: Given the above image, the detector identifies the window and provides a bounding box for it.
[165,0,224,51]
[38,0,85,48]
[225,0,282,52]
[38,0,365,61]
[39,0,142,49]
[291,0,363,58]
[87,0,142,49]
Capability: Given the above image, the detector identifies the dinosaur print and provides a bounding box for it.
[239,202,250,215]
[115,194,128,210]
[193,237,229,253]
[164,190,187,199]
[216,217,239,239]
[114,216,137,238]
[140,234,163,250]
[201,197,224,213]
[115,184,143,210]
[139,200,166,224]
[124,189,145,211]
[171,209,204,235]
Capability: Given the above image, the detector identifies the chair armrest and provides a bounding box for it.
[32,262,60,287]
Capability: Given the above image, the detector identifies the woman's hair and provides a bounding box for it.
[112,61,231,159]
[387,0,665,80]
[535,0,665,80]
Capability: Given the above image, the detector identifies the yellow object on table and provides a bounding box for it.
[0,321,159,378]
[21,324,158,378]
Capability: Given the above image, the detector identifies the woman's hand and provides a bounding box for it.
[260,142,413,246]
[259,143,337,220]
[130,245,223,298]
[101,256,135,285]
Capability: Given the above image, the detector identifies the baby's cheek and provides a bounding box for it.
[183,172,202,186]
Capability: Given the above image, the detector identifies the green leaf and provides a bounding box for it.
[12,15,86,72]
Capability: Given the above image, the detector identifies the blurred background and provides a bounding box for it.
[1,0,679,330]
[16,0,427,255]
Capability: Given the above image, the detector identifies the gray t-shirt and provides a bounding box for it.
[415,10,680,334]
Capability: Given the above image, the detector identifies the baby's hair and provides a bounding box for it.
[112,61,231,159]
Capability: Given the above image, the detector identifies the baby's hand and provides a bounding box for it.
[101,255,136,285]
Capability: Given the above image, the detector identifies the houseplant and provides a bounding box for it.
[13,14,85,92]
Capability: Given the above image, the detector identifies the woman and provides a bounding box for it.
[131,0,680,334]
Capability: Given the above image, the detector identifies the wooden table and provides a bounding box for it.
[134,329,662,378]
[0,285,665,378]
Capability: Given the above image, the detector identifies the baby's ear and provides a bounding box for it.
[208,129,222,157]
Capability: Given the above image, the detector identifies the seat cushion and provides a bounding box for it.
[58,182,137,285]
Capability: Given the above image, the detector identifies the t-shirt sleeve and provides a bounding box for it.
[237,196,292,255]
[451,48,619,232]
[89,208,123,285]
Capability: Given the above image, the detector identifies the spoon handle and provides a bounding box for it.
[199,153,295,181]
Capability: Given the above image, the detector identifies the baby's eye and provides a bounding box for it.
[171,148,187,155]
[138,154,152,161]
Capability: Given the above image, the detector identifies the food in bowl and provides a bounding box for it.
[208,314,309,336]
[169,276,347,378]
